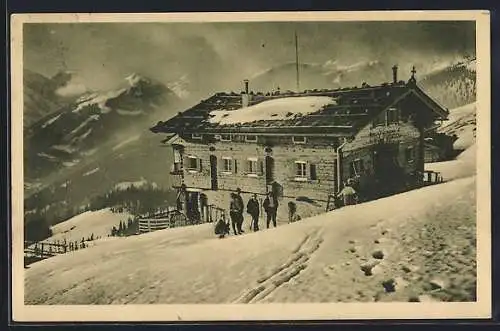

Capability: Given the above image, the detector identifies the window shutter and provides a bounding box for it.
[199,159,203,172]
[234,159,238,174]
[310,164,317,180]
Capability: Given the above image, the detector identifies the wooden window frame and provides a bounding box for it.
[222,156,233,174]
[294,160,308,181]
[220,134,232,142]
[245,135,258,142]
[186,155,200,172]
[246,157,259,177]
[350,158,365,177]
[292,136,307,144]
[406,146,415,163]
[386,107,399,125]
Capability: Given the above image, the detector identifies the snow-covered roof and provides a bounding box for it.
[151,82,448,136]
[208,96,336,125]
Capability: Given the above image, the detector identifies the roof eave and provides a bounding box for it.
[151,125,355,136]
[411,85,449,119]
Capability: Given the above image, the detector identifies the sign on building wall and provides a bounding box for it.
[368,126,402,144]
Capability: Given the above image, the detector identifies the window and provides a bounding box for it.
[186,156,200,171]
[406,146,415,163]
[350,159,365,177]
[309,164,317,180]
[222,157,233,173]
[292,136,307,144]
[247,157,258,176]
[191,133,202,140]
[172,149,183,172]
[372,113,385,127]
[387,107,399,124]
[245,135,257,142]
[220,134,232,142]
[295,161,307,179]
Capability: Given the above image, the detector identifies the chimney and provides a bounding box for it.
[244,79,249,94]
[242,79,250,107]
[392,65,398,84]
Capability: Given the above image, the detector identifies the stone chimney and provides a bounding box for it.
[392,65,398,84]
[244,79,249,94]
[242,79,251,107]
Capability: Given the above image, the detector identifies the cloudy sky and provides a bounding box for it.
[24,21,475,98]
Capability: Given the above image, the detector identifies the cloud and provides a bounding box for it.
[23,21,475,102]
[55,83,88,97]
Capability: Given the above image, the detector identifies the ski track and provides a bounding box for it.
[233,229,324,304]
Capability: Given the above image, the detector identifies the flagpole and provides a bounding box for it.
[295,31,300,92]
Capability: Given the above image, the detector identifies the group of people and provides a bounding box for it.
[215,188,279,238]
[214,180,359,239]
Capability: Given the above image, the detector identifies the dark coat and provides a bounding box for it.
[235,194,244,214]
[263,196,278,213]
[214,219,229,235]
[230,200,239,214]
[246,198,260,217]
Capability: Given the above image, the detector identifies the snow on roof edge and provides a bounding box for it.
[207,96,337,125]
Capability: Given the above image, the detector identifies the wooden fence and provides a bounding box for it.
[24,239,93,266]
[138,204,227,234]
[138,208,187,234]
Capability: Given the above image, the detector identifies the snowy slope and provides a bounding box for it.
[438,102,476,151]
[47,208,134,244]
[25,148,476,305]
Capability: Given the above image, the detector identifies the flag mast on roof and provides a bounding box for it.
[295,30,300,92]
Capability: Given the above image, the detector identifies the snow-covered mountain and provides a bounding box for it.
[249,60,390,93]
[23,73,184,234]
[249,57,476,110]
[23,70,86,128]
[418,58,476,109]
[24,73,180,181]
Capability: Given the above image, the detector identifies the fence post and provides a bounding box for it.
[147,219,151,233]
[40,243,44,259]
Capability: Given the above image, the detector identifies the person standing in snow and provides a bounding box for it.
[229,193,241,235]
[337,179,358,206]
[235,188,245,233]
[246,194,260,231]
[263,191,278,228]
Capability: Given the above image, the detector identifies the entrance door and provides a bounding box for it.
[265,155,274,185]
[186,192,201,224]
[372,143,402,195]
[210,155,218,190]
